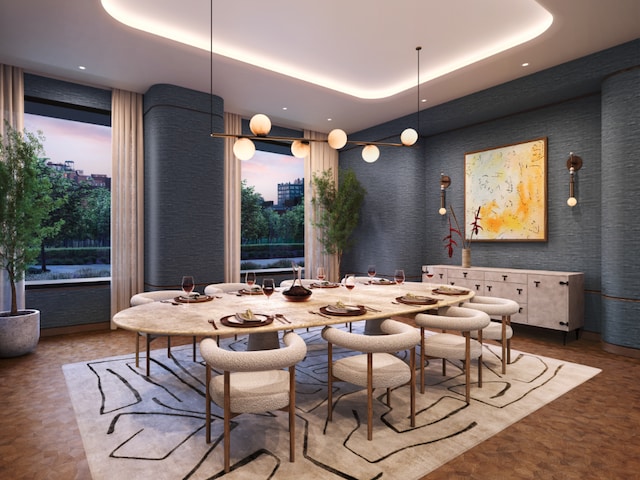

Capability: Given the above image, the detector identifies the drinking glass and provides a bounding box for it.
[425,266,435,281]
[181,275,195,303]
[344,273,356,304]
[245,271,256,288]
[262,278,275,300]
[394,269,405,285]
[317,266,326,282]
[367,265,376,284]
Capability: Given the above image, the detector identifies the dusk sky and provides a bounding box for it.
[241,150,304,203]
[24,114,112,176]
[23,114,303,202]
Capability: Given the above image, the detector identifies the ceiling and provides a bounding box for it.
[1,0,638,134]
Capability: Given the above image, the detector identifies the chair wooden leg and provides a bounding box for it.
[135,333,140,368]
[205,365,212,443]
[367,353,373,441]
[501,315,508,374]
[464,333,471,403]
[420,327,425,394]
[289,366,295,462]
[409,347,416,427]
[146,335,151,376]
[327,343,333,422]
[223,371,231,473]
[478,330,483,387]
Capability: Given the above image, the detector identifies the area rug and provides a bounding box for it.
[63,326,600,479]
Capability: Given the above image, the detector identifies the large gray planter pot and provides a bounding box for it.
[0,309,40,357]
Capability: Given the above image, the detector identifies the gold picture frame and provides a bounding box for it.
[464,137,547,242]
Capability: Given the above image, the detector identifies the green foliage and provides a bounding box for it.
[240,180,305,245]
[311,168,366,273]
[0,122,64,313]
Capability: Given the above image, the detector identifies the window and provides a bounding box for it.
[240,149,304,274]
[23,100,111,282]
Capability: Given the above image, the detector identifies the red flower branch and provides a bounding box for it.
[443,205,482,257]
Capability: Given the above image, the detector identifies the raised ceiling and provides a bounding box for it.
[0,0,638,133]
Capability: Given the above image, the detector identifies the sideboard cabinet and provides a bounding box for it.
[424,265,584,337]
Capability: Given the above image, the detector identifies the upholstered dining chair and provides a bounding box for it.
[204,282,250,295]
[130,290,187,376]
[321,319,421,440]
[414,306,490,403]
[200,332,308,473]
[460,296,520,374]
[279,278,317,288]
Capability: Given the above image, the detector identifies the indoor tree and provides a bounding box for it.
[0,123,62,315]
[311,167,366,276]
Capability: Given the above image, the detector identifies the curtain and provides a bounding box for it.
[224,112,242,282]
[0,64,25,311]
[304,130,339,282]
[110,89,144,325]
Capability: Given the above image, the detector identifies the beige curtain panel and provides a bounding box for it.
[110,89,144,325]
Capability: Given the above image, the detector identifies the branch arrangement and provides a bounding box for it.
[443,206,482,257]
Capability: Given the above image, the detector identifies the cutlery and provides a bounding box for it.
[364,305,381,312]
[208,319,218,330]
[275,313,291,324]
[161,300,181,305]
[308,310,330,319]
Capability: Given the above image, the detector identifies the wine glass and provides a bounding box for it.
[181,275,195,303]
[367,265,376,284]
[425,266,435,282]
[344,273,356,304]
[394,269,405,285]
[262,278,275,300]
[317,266,326,282]
[245,271,256,289]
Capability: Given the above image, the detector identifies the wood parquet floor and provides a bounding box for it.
[0,325,639,480]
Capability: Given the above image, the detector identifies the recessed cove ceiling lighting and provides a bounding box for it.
[100,0,553,100]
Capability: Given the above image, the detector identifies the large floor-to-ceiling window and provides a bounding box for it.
[240,147,304,278]
[24,100,111,283]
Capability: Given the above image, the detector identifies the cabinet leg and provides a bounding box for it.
[562,331,567,345]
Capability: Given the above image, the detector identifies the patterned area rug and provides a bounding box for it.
[63,326,600,479]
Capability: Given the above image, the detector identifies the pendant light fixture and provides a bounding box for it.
[208,0,420,161]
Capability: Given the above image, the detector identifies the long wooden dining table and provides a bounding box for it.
[113,281,474,349]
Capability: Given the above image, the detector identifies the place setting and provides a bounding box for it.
[174,275,215,303]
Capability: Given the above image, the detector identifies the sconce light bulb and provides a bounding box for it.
[439,207,447,215]
[567,197,577,207]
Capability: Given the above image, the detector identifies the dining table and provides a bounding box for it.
[113,281,475,350]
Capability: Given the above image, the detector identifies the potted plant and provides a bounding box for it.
[0,122,61,357]
[311,168,366,278]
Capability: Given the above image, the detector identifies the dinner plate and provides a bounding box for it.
[309,282,340,288]
[432,287,469,296]
[371,279,396,285]
[320,305,366,316]
[219,314,273,328]
[238,288,264,295]
[173,294,214,303]
[395,295,438,305]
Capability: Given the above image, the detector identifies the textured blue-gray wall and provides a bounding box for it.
[341,39,639,346]
[601,67,640,348]
[143,84,225,290]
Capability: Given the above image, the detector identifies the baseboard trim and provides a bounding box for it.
[602,340,640,359]
[41,322,111,337]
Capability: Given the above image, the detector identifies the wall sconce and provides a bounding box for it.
[439,173,451,215]
[566,152,583,207]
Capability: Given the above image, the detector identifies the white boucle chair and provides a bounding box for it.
[460,296,520,374]
[130,290,188,376]
[200,332,307,473]
[279,278,317,288]
[415,306,490,403]
[204,282,250,295]
[321,319,421,441]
